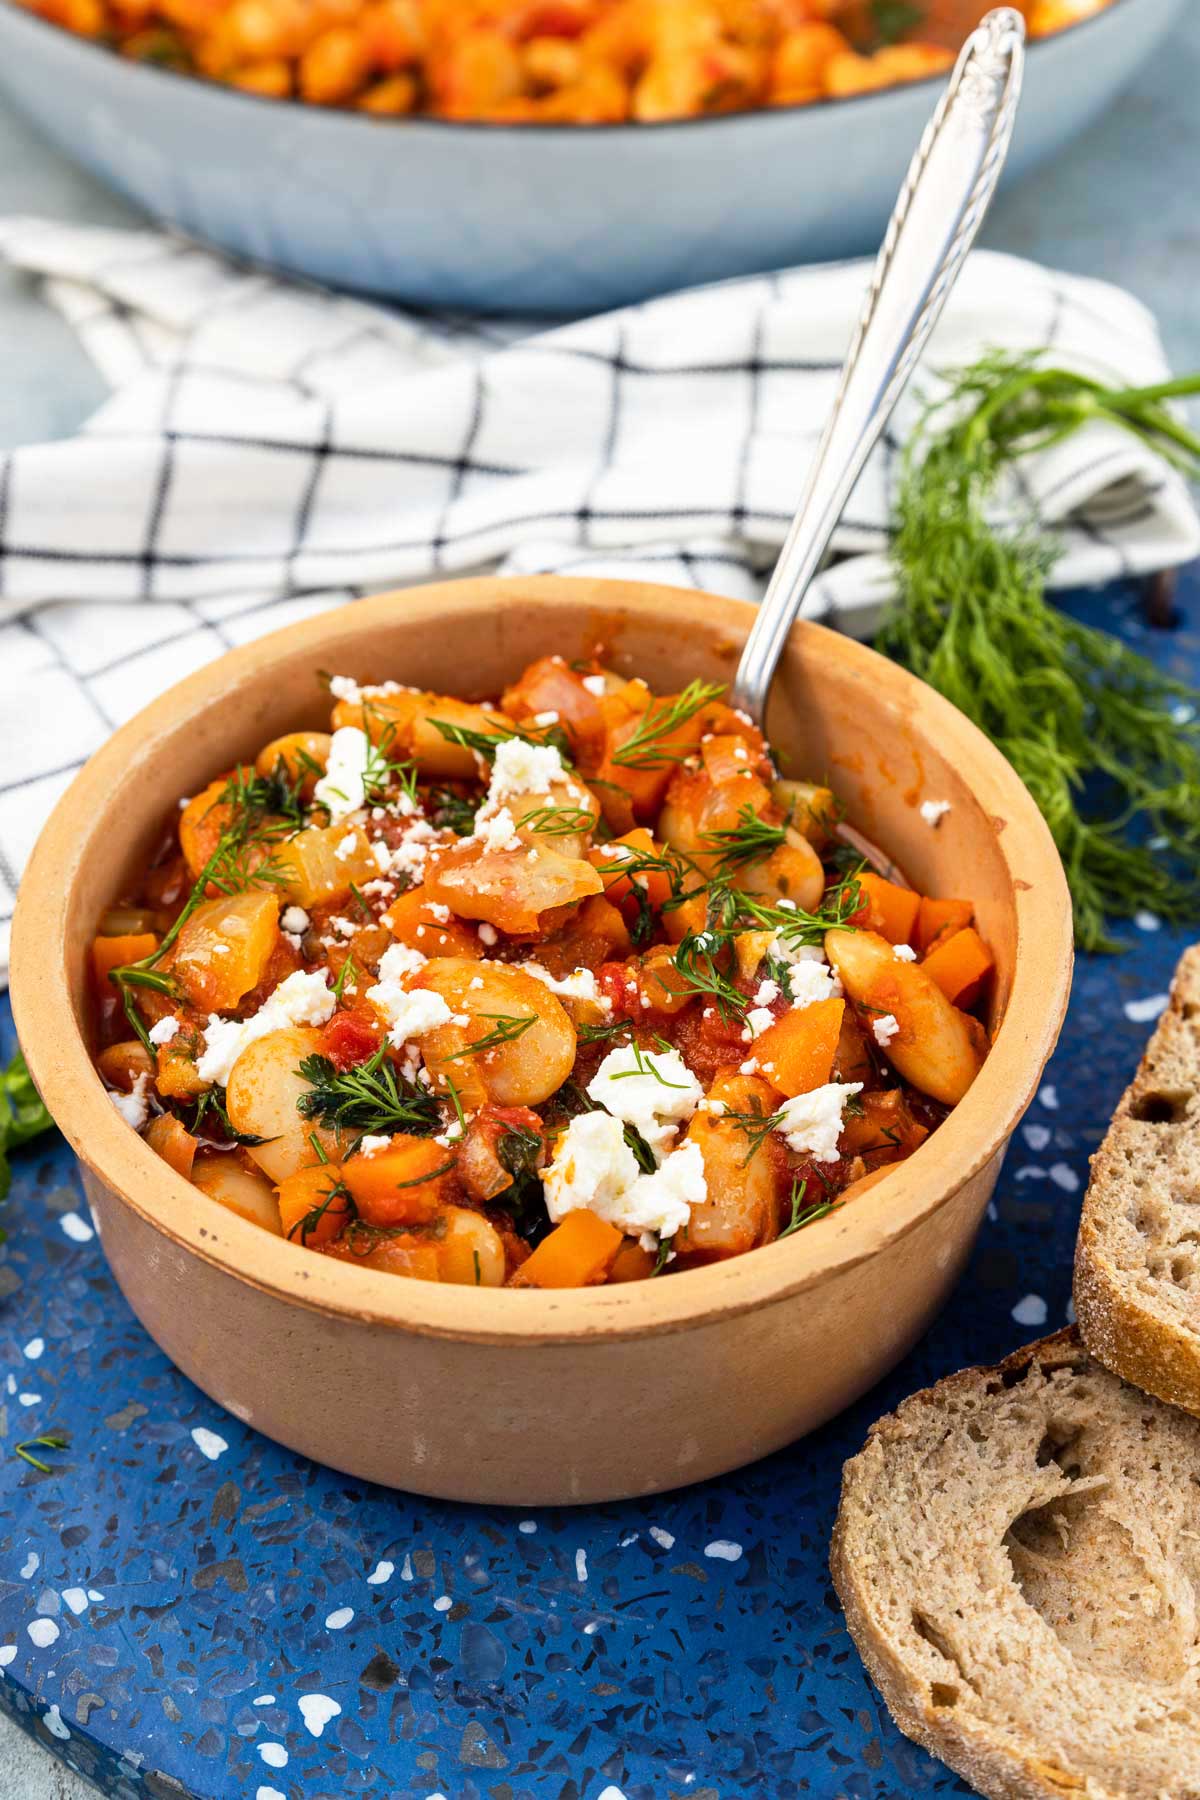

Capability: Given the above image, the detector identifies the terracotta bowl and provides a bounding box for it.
[11,576,1072,1505]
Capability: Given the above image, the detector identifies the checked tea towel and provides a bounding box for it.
[0,217,1198,977]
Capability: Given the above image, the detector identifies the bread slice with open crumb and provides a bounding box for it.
[831,1329,1200,1800]
[1074,943,1200,1415]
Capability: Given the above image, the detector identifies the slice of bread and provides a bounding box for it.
[831,1329,1200,1800]
[1075,944,1200,1415]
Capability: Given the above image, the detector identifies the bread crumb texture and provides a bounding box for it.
[832,1329,1200,1800]
[1076,944,1200,1413]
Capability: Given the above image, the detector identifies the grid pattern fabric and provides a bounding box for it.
[0,217,1197,977]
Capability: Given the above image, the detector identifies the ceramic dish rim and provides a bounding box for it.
[11,576,1073,1347]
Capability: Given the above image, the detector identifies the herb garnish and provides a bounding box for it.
[514,805,596,837]
[610,679,725,770]
[295,1044,440,1139]
[0,1049,55,1204]
[699,803,789,873]
[878,351,1200,951]
[778,1178,840,1238]
[429,787,481,836]
[431,716,573,765]
[287,1172,355,1246]
[442,1015,536,1060]
[14,1432,70,1474]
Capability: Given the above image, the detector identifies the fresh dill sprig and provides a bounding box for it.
[605,1040,691,1088]
[494,1124,551,1244]
[431,715,573,765]
[287,1172,355,1246]
[295,1044,440,1138]
[722,1100,785,1165]
[442,1014,536,1060]
[877,351,1200,952]
[219,759,307,835]
[699,803,789,873]
[577,1019,633,1045]
[428,787,481,836]
[706,872,863,946]
[14,1432,69,1474]
[514,804,596,837]
[777,1178,839,1238]
[182,1085,270,1147]
[331,954,359,1003]
[671,930,747,1019]
[610,679,725,770]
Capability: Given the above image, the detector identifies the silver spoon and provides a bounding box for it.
[730,6,1026,727]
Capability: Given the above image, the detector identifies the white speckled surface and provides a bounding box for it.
[0,10,1197,1793]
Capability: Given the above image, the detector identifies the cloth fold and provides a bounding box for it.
[0,217,1198,977]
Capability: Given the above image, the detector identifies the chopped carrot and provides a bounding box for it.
[277,1162,353,1247]
[512,1209,622,1288]
[921,927,994,1009]
[91,932,159,990]
[608,1239,657,1282]
[856,873,920,946]
[915,895,974,953]
[588,827,672,915]
[340,1136,451,1227]
[382,884,482,958]
[753,997,844,1097]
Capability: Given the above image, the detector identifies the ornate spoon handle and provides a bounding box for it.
[730,7,1026,726]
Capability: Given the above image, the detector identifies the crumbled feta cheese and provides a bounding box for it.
[544,1112,639,1223]
[478,923,498,946]
[110,1072,151,1130]
[358,1135,392,1157]
[197,970,335,1085]
[532,711,560,727]
[367,976,452,1049]
[212,944,229,957]
[919,799,951,827]
[773,1082,863,1162]
[893,943,917,962]
[487,737,567,804]
[375,942,427,982]
[474,806,522,853]
[586,1044,702,1161]
[314,727,370,824]
[329,915,357,940]
[334,831,360,861]
[327,676,406,705]
[281,906,310,936]
[873,1013,900,1047]
[543,1115,706,1243]
[425,902,451,923]
[147,1015,180,1047]
[745,1007,776,1039]
[785,959,843,1009]
[521,963,609,1009]
[753,979,780,1008]
[739,1058,759,1075]
[581,674,606,697]
[468,976,484,990]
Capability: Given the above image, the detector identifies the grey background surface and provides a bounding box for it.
[1,9,1198,1794]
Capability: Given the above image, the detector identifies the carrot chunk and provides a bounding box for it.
[752,997,844,1097]
[856,873,920,946]
[277,1162,353,1247]
[91,932,159,989]
[340,1137,451,1227]
[512,1209,622,1288]
[915,895,973,953]
[920,927,994,1009]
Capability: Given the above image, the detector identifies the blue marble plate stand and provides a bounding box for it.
[0,574,1195,1800]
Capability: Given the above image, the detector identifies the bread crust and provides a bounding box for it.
[1074,945,1200,1415]
[832,1331,1104,1800]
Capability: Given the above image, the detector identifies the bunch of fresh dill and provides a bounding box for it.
[875,353,1200,952]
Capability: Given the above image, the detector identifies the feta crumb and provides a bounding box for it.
[745,1006,776,1039]
[375,941,427,982]
[110,1072,151,1130]
[358,1135,392,1157]
[367,976,452,1049]
[893,943,917,962]
[478,923,498,946]
[314,727,370,824]
[487,737,567,804]
[753,979,780,1008]
[532,711,560,727]
[197,970,335,1086]
[586,1045,702,1162]
[425,902,451,923]
[334,831,360,862]
[328,675,363,703]
[521,963,609,1009]
[281,906,310,936]
[785,959,842,1009]
[474,806,522,853]
[543,1115,705,1242]
[872,1013,900,1047]
[581,674,606,697]
[739,1058,759,1075]
[148,1015,180,1047]
[773,1082,863,1162]
[919,799,951,827]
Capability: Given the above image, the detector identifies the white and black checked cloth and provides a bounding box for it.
[1,217,1197,978]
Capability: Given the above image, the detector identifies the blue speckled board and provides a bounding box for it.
[0,572,1196,1800]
